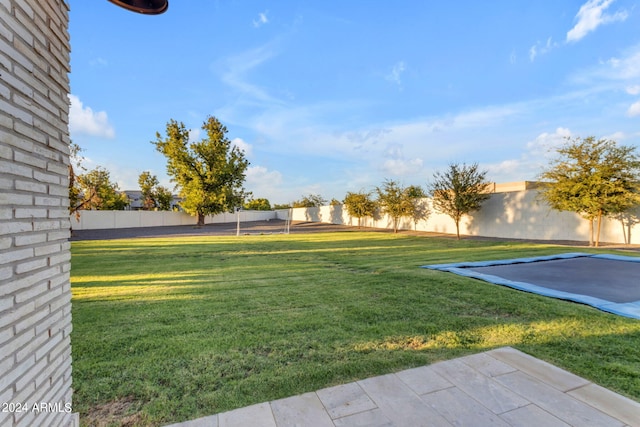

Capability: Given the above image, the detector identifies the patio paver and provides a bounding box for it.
[165,346,640,427]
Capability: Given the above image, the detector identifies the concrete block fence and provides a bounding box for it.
[71,183,640,245]
[283,185,640,245]
[69,210,279,230]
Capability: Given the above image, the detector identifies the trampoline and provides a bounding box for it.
[422,253,640,319]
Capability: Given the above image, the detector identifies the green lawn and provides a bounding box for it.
[70,232,640,426]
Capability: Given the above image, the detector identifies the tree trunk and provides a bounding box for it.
[197,212,205,226]
[589,219,594,246]
[595,211,602,247]
[455,219,461,240]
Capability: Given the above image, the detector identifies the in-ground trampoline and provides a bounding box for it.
[422,253,640,319]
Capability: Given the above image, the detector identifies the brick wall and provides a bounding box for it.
[0,1,77,426]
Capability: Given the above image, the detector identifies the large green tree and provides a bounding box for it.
[539,136,640,247]
[429,162,492,239]
[153,116,250,225]
[343,191,377,228]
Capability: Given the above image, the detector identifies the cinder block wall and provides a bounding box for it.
[0,1,77,426]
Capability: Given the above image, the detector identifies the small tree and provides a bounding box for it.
[153,116,250,225]
[343,191,377,228]
[376,180,412,233]
[138,171,173,211]
[292,194,327,208]
[405,185,430,230]
[69,141,85,219]
[76,167,129,210]
[539,136,640,246]
[138,171,160,210]
[430,162,492,239]
[155,186,174,211]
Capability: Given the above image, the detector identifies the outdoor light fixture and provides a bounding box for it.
[107,0,168,15]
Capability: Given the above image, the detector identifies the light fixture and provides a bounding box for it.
[107,0,168,15]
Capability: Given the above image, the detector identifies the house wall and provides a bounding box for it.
[0,1,77,426]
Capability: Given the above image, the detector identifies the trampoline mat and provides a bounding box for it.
[422,253,640,319]
[467,257,640,303]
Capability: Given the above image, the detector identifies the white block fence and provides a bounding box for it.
[71,184,640,245]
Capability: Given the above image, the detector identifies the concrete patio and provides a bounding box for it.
[166,346,639,427]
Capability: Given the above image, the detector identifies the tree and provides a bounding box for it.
[69,141,85,219]
[539,136,640,247]
[75,167,129,210]
[155,186,174,211]
[292,194,327,208]
[244,198,272,211]
[405,185,431,230]
[138,171,160,210]
[343,191,377,228]
[153,116,250,225]
[430,162,492,240]
[375,180,412,233]
[138,171,174,211]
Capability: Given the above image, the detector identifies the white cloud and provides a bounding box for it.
[89,57,108,67]
[253,11,269,28]
[485,128,574,183]
[566,0,628,43]
[217,42,283,104]
[382,158,423,176]
[232,137,253,156]
[526,127,572,154]
[529,45,538,62]
[529,37,556,62]
[604,131,626,140]
[245,165,285,200]
[626,85,640,95]
[68,94,115,138]
[627,101,640,117]
[386,61,406,88]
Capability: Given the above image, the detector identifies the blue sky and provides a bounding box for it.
[68,0,640,204]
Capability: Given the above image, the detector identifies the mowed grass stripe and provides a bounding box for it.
[71,232,640,426]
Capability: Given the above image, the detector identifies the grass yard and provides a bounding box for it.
[70,232,640,426]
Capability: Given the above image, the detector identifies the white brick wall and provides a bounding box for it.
[0,1,77,426]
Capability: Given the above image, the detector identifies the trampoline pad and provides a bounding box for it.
[422,253,640,319]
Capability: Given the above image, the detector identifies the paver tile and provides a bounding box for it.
[459,352,517,377]
[496,371,625,427]
[498,404,570,427]
[430,358,529,414]
[358,373,452,426]
[270,392,334,427]
[421,386,511,426]
[395,365,454,396]
[218,402,276,427]
[568,383,640,427]
[488,347,589,392]
[165,415,218,427]
[332,408,393,427]
[316,382,377,419]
